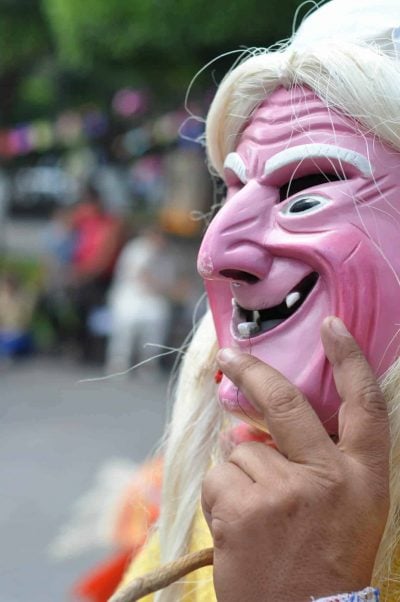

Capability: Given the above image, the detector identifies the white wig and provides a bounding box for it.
[156,2,400,600]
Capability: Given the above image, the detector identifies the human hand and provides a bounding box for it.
[202,317,390,602]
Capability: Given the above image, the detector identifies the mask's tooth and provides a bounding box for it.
[285,291,301,309]
[238,322,261,337]
[231,298,237,307]
[253,310,261,323]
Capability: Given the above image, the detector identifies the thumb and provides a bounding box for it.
[321,316,389,468]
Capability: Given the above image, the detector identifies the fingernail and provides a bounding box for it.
[217,347,241,364]
[329,317,351,337]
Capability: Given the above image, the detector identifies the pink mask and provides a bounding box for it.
[198,86,400,434]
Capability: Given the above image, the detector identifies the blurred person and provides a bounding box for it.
[43,205,76,271]
[0,273,34,362]
[38,205,77,347]
[105,226,174,375]
[160,242,203,371]
[70,184,124,362]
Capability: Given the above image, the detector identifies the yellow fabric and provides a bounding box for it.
[380,547,400,602]
[119,508,215,602]
[120,508,400,602]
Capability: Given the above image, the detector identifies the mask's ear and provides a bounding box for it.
[392,27,400,61]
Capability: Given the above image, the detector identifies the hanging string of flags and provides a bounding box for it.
[0,109,109,158]
[0,88,205,160]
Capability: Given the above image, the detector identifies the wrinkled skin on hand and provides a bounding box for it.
[202,317,389,602]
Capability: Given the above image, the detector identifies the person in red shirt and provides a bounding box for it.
[70,185,124,361]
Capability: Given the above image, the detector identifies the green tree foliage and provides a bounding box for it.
[42,0,304,94]
[0,0,309,122]
[0,0,50,71]
[43,0,303,64]
[42,0,299,66]
[0,0,52,122]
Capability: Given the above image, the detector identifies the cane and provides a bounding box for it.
[109,547,214,602]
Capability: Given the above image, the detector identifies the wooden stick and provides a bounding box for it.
[109,547,214,602]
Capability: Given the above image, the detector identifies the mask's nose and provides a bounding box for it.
[197,183,274,284]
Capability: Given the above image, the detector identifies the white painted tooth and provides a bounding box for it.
[238,322,260,337]
[286,291,301,309]
[253,310,261,322]
[231,298,237,307]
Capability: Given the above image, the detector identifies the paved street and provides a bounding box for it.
[0,356,169,602]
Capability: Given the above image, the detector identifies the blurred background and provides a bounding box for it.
[0,0,304,600]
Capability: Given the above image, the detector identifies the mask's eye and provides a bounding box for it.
[282,194,329,215]
[279,172,343,203]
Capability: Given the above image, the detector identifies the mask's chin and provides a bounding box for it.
[211,273,340,435]
[218,373,271,432]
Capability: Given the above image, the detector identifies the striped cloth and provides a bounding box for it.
[315,587,380,601]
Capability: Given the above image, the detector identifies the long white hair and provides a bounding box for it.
[156,1,400,599]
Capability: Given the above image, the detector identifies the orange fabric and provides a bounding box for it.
[113,456,163,549]
[73,550,133,602]
[72,457,163,602]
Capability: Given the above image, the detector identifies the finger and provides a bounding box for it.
[202,462,253,529]
[228,441,289,484]
[217,349,332,462]
[321,316,390,468]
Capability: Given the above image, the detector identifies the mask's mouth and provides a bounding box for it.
[232,272,319,339]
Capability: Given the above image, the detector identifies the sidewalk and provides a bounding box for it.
[0,356,168,602]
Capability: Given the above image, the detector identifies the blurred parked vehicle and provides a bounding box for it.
[10,166,78,218]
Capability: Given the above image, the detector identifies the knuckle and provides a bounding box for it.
[229,441,259,464]
[210,517,228,548]
[202,465,226,497]
[341,351,387,415]
[323,467,346,493]
[202,463,251,522]
[358,381,386,415]
[250,483,302,523]
[268,383,307,417]
[206,462,227,482]
[305,461,347,500]
[345,346,364,364]
[268,491,300,518]
[235,354,262,385]
[201,472,212,496]
[227,448,243,472]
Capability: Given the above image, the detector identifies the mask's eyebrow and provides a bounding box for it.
[223,152,248,184]
[263,143,373,178]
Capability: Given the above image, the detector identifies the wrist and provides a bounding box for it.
[314,586,379,601]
